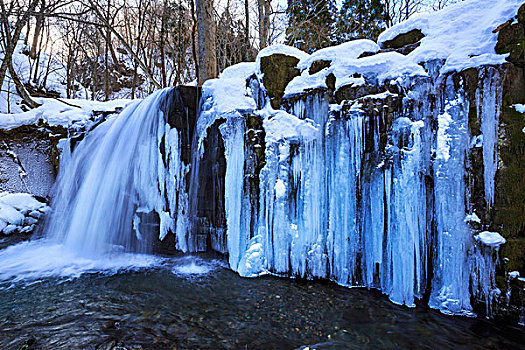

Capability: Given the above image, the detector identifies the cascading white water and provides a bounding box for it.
[44,88,180,256]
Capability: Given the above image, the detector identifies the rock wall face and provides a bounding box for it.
[0,126,63,199]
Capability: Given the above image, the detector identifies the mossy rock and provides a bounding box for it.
[325,73,336,91]
[335,83,378,104]
[518,3,525,24]
[493,102,525,274]
[309,60,331,75]
[259,54,301,109]
[380,29,425,50]
[502,238,525,273]
[495,22,525,66]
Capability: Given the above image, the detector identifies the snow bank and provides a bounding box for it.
[269,0,521,98]
[0,97,132,130]
[0,37,89,114]
[0,192,48,235]
[378,0,521,74]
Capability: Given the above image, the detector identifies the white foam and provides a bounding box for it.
[0,240,162,285]
[171,256,221,277]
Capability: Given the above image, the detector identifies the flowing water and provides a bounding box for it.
[0,253,523,350]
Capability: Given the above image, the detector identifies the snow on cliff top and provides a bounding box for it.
[284,0,521,96]
[378,0,521,73]
[0,97,132,130]
[202,62,256,115]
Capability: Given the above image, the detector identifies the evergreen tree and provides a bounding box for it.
[335,0,386,43]
[285,0,337,53]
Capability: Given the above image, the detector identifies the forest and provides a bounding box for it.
[1,0,463,107]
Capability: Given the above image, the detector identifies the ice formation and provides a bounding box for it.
[184,0,519,317]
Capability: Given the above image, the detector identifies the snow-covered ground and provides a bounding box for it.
[0,37,89,115]
[0,97,133,130]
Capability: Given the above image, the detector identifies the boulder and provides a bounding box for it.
[259,54,301,109]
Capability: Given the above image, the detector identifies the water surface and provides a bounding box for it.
[0,252,523,349]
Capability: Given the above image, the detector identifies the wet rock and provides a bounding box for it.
[3,224,18,235]
[495,21,525,66]
[335,83,379,104]
[23,216,38,226]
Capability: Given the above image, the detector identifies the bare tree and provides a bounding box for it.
[196,0,217,85]
[0,0,41,107]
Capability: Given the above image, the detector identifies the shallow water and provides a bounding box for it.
[0,251,523,350]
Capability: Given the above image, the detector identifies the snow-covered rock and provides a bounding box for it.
[0,97,132,131]
[0,192,48,235]
[475,231,507,248]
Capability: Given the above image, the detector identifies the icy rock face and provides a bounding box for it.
[191,48,516,317]
[0,127,60,198]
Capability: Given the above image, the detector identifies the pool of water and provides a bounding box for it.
[0,251,523,349]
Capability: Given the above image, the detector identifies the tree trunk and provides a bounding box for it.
[8,55,40,108]
[244,0,249,48]
[196,0,217,85]
[30,0,45,60]
[0,0,40,91]
[258,0,270,49]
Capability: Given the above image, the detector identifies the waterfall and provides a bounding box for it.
[44,88,185,256]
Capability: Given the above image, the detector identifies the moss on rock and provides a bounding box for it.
[259,54,301,109]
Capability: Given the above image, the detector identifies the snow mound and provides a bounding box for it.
[202,62,256,115]
[262,110,319,143]
[378,0,521,74]
[474,231,506,248]
[0,192,48,235]
[297,39,380,71]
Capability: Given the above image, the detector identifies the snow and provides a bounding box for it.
[0,37,89,114]
[378,0,521,74]
[436,112,453,161]
[297,40,380,71]
[274,179,286,199]
[201,62,256,115]
[262,109,319,143]
[0,97,133,130]
[464,213,481,224]
[512,104,525,113]
[475,231,506,248]
[509,271,520,279]
[0,192,48,235]
[285,50,426,97]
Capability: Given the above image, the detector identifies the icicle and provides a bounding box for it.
[470,231,506,317]
[429,76,473,316]
[477,68,502,209]
[220,113,247,271]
